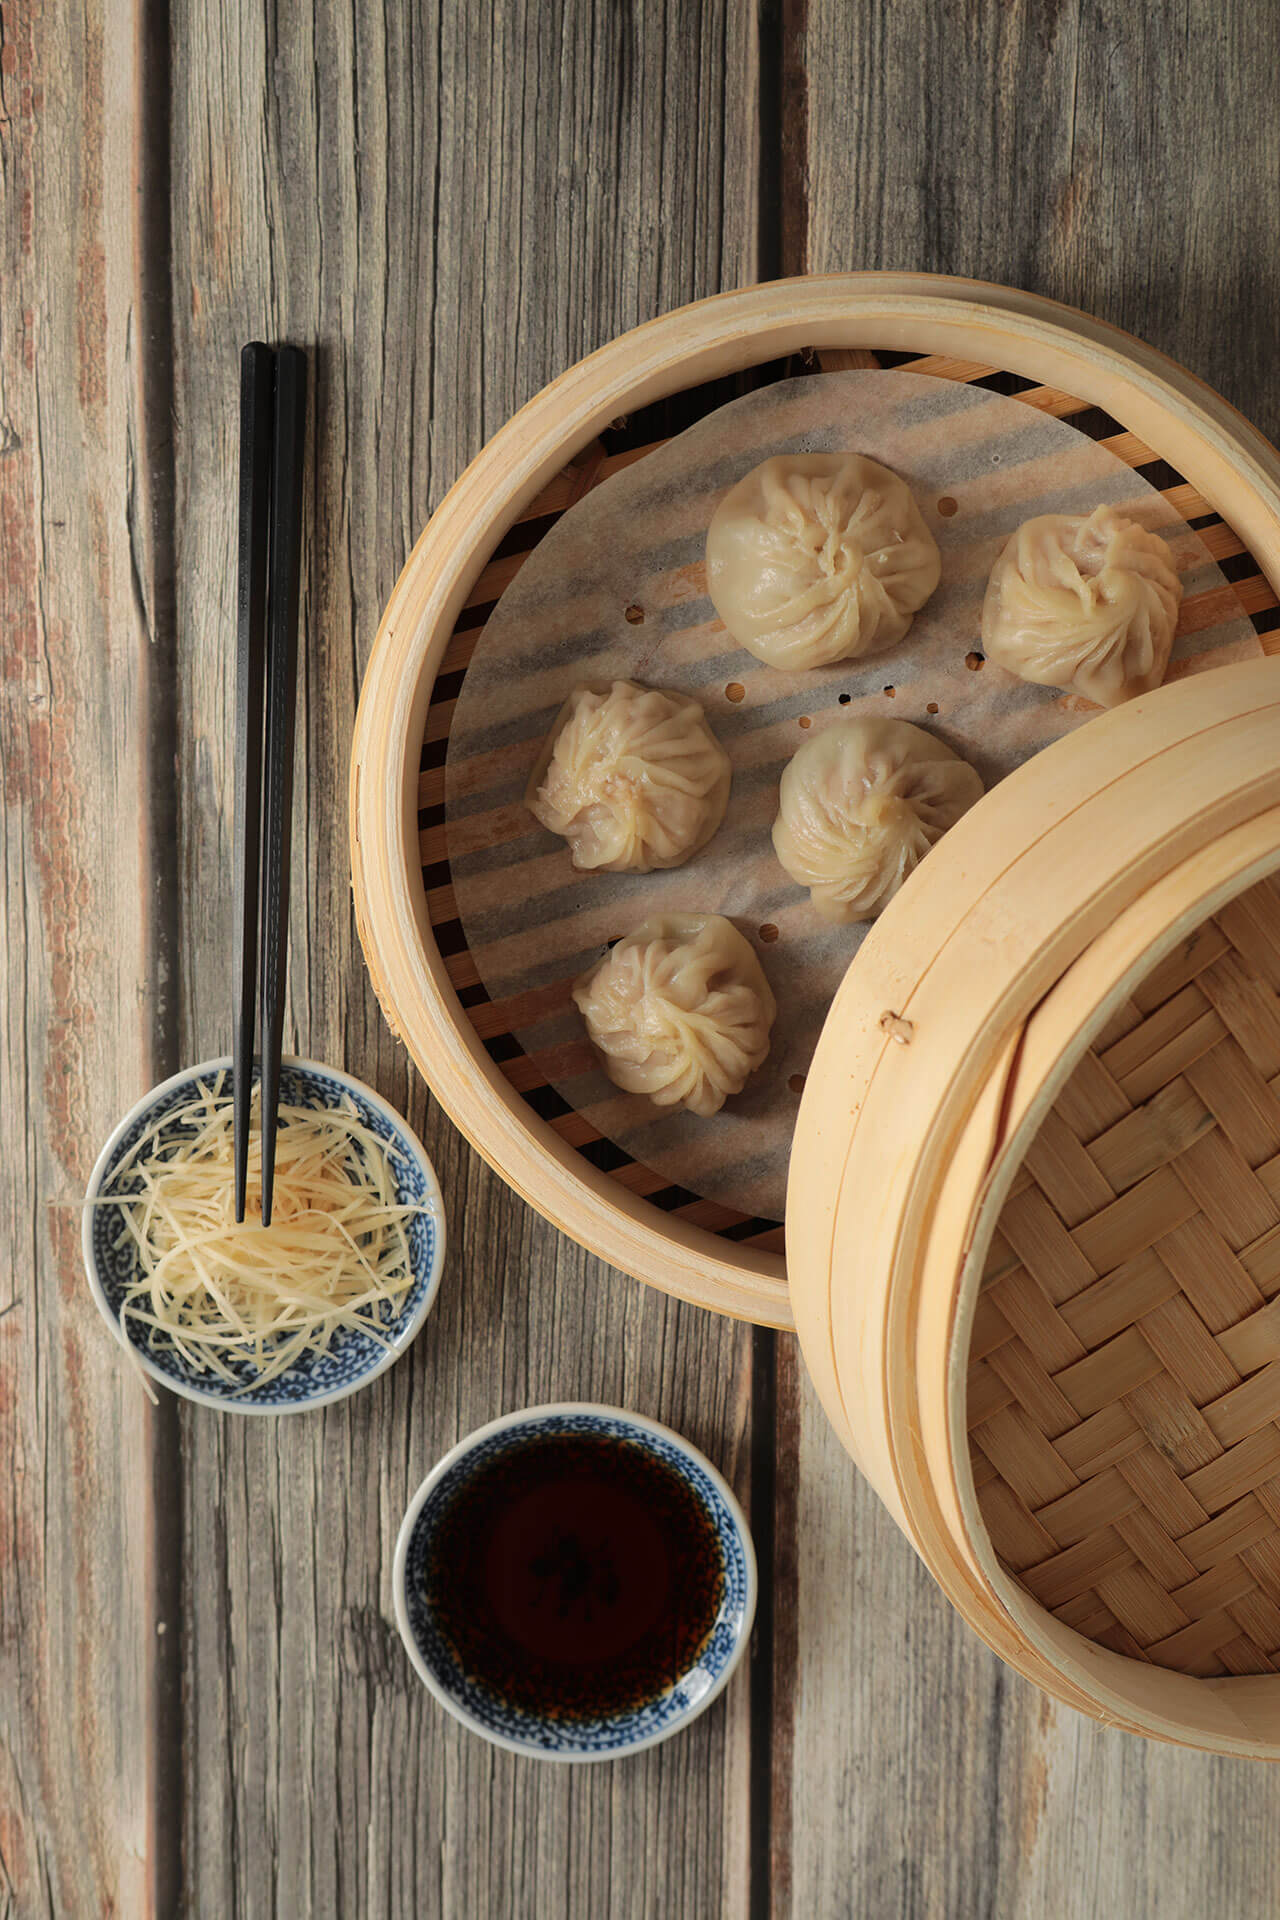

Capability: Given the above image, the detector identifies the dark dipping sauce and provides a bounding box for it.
[425,1432,726,1721]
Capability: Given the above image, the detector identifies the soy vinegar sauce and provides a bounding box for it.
[425,1432,725,1720]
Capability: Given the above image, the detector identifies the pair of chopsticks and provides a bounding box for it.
[233,343,307,1226]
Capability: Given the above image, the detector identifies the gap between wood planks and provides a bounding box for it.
[750,3,805,1911]
[128,5,796,1912]
[134,0,185,1913]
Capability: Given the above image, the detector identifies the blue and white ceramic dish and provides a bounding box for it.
[392,1403,756,1760]
[82,1054,446,1413]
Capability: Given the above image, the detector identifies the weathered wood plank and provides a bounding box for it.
[783,3,1280,1913]
[165,2,759,1914]
[0,1,168,1911]
[21,2,1280,1911]
[802,0,1280,444]
[774,1352,1280,1918]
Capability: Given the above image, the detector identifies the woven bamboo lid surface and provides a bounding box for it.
[970,870,1280,1680]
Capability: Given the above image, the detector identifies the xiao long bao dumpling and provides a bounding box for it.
[706,453,941,670]
[982,505,1183,707]
[525,680,731,873]
[572,913,776,1118]
[772,717,984,924]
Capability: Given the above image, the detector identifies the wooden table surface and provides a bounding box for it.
[6,2,1280,1914]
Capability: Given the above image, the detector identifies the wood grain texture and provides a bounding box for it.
[801,0,1280,443]
[778,0,1280,1910]
[165,2,758,1914]
[11,0,1280,1913]
[0,1,165,1912]
[776,1357,1280,1920]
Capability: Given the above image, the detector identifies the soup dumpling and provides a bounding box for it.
[572,913,775,1117]
[982,506,1182,707]
[526,680,731,873]
[706,453,941,670]
[772,717,983,923]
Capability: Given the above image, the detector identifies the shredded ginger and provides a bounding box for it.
[94,1074,428,1392]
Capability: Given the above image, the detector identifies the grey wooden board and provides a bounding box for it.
[800,0,1280,444]
[785,3,1280,1916]
[0,6,163,1914]
[7,0,1280,1915]
[165,2,758,1917]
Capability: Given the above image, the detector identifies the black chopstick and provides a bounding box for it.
[233,343,275,1223]
[258,346,307,1227]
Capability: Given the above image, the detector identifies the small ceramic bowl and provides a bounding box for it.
[83,1054,446,1412]
[393,1403,756,1760]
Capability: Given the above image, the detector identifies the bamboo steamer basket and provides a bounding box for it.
[351,275,1280,1750]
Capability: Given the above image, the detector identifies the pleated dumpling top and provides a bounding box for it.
[982,506,1182,707]
[526,680,732,873]
[772,717,984,924]
[706,453,941,670]
[573,913,775,1117]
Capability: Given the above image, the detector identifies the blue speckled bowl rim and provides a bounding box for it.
[392,1403,757,1762]
[82,1053,447,1414]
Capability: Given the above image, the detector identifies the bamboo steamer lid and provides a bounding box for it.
[788,657,1280,1754]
